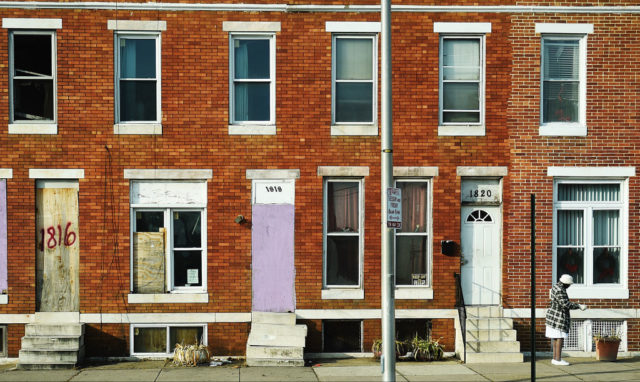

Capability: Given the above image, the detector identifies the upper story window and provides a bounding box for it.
[116,33,160,123]
[229,34,275,125]
[536,23,592,136]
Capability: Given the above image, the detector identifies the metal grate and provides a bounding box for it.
[592,320,626,352]
[564,319,584,350]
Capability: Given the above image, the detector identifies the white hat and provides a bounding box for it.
[559,274,574,285]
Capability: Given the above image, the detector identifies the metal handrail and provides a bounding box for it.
[454,272,467,363]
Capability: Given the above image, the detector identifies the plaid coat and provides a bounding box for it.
[545,281,580,333]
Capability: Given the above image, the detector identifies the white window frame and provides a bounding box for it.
[393,178,433,299]
[114,32,162,127]
[438,34,485,131]
[130,323,207,357]
[8,30,57,134]
[539,34,588,136]
[331,33,378,132]
[229,33,276,129]
[553,178,628,299]
[322,178,364,296]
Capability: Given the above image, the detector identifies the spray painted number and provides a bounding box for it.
[38,222,77,251]
[469,189,492,198]
[265,186,283,192]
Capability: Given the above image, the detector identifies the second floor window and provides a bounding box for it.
[332,35,376,125]
[116,33,160,123]
[542,37,583,124]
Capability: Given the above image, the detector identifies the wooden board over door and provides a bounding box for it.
[36,187,80,312]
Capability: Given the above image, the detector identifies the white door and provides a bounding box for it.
[461,206,501,305]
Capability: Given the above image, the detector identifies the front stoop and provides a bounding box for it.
[463,306,524,364]
[18,314,85,370]
[246,312,307,367]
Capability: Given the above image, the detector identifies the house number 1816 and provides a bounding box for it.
[265,186,283,192]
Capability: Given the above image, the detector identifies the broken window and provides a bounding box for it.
[10,31,55,122]
[132,325,205,355]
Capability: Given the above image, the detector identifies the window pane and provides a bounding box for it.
[13,79,53,121]
[173,250,202,287]
[543,81,578,123]
[557,247,584,284]
[593,210,619,246]
[397,182,427,233]
[558,184,620,202]
[396,236,427,286]
[443,67,480,81]
[120,38,156,78]
[593,247,620,284]
[234,39,269,80]
[327,182,359,233]
[335,82,373,123]
[173,211,201,248]
[443,83,479,110]
[336,38,372,81]
[133,327,166,353]
[14,34,52,77]
[323,321,361,352]
[443,111,480,123]
[120,81,157,121]
[557,210,583,246]
[136,211,164,232]
[326,236,359,286]
[169,327,204,348]
[234,82,270,122]
[443,39,480,68]
[396,319,431,342]
[544,41,579,80]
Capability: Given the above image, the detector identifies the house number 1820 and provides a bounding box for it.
[469,189,492,198]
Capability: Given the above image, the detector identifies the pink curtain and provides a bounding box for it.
[399,182,427,232]
[328,182,359,233]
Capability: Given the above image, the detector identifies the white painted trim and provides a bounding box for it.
[9,124,57,135]
[124,169,213,180]
[79,312,251,324]
[29,169,84,179]
[36,180,79,189]
[539,124,587,137]
[434,22,491,34]
[505,308,639,319]
[0,170,12,179]
[0,314,33,324]
[395,287,433,300]
[321,289,364,300]
[228,125,276,135]
[330,125,378,136]
[325,21,381,33]
[393,167,438,177]
[535,23,594,34]
[569,288,629,300]
[114,123,162,135]
[457,166,508,177]
[295,309,457,320]
[246,169,300,180]
[317,166,369,177]
[128,293,209,304]
[438,125,485,136]
[547,167,636,178]
[2,18,62,29]
[223,21,280,32]
[0,295,6,305]
[107,20,166,31]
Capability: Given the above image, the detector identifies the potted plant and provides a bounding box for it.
[594,329,622,361]
[410,335,444,362]
[371,339,408,360]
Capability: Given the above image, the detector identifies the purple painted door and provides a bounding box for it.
[251,203,295,312]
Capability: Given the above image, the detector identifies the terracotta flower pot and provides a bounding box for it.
[595,339,621,361]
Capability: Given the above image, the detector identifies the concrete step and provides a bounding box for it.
[465,306,504,318]
[246,345,304,359]
[248,332,306,347]
[466,340,521,353]
[464,351,524,363]
[465,329,517,342]
[18,362,77,370]
[21,335,83,351]
[18,346,84,364]
[25,324,84,337]
[246,357,304,367]
[251,323,307,338]
[465,318,514,330]
[252,312,296,326]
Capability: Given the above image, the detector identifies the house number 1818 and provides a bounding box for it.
[265,186,283,192]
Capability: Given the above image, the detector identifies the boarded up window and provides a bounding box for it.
[132,229,165,293]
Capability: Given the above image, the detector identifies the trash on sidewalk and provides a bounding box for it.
[209,358,233,367]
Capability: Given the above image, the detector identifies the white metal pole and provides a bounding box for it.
[380,0,395,380]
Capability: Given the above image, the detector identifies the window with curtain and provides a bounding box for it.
[117,34,159,123]
[324,180,361,287]
[395,180,429,286]
[542,38,581,124]
[439,36,483,124]
[10,31,55,123]
[231,35,273,124]
[555,182,622,286]
[332,35,375,124]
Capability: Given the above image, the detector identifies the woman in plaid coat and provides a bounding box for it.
[545,274,587,366]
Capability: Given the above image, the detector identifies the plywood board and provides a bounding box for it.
[133,230,165,293]
[36,188,80,312]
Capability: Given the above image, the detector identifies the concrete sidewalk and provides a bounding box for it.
[0,357,638,381]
